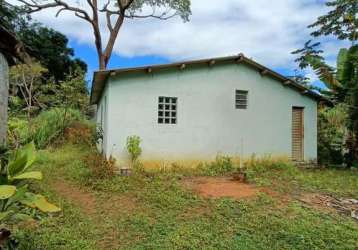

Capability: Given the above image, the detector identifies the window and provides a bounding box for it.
[158,96,177,124]
[235,90,248,109]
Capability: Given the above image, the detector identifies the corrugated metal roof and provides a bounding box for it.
[90,53,326,104]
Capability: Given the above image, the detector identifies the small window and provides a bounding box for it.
[235,90,248,109]
[158,96,177,124]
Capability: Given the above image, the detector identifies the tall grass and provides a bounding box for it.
[8,108,86,149]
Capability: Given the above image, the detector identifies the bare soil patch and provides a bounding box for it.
[52,180,97,216]
[182,177,264,199]
[51,180,139,249]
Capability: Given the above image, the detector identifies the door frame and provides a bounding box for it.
[291,106,304,161]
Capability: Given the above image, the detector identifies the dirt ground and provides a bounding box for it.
[181,177,268,199]
[52,180,97,215]
[181,176,358,221]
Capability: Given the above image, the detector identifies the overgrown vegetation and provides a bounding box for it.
[198,155,235,176]
[8,142,357,250]
[293,0,358,167]
[8,108,87,149]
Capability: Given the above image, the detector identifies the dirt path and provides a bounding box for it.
[52,180,97,216]
[51,179,138,249]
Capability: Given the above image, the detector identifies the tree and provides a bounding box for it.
[0,0,28,31]
[308,0,358,44]
[17,0,192,70]
[39,67,89,112]
[19,24,87,82]
[292,41,345,101]
[1,1,87,82]
[9,62,47,118]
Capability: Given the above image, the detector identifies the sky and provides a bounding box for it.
[24,0,348,88]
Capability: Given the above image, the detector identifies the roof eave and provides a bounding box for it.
[90,54,327,105]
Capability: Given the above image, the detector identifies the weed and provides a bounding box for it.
[198,155,236,176]
[83,153,117,180]
[16,143,358,249]
[126,135,142,164]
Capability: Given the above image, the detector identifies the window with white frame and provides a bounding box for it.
[235,90,248,109]
[158,96,177,124]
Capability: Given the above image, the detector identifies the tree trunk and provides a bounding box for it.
[0,53,9,147]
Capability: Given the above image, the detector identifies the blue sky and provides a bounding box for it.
[24,0,345,89]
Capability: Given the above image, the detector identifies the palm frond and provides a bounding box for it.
[306,55,342,91]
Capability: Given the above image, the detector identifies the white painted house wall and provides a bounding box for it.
[98,63,317,164]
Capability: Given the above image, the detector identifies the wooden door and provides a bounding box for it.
[292,107,304,161]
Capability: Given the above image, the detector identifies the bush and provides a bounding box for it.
[7,117,30,148]
[64,121,96,146]
[318,105,348,166]
[199,155,236,176]
[83,152,116,180]
[8,108,86,149]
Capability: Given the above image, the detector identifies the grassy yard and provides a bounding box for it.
[12,143,358,250]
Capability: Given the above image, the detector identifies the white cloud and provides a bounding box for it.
[26,0,342,70]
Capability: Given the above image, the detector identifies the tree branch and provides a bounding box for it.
[18,0,92,22]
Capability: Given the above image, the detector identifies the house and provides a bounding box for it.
[0,26,28,146]
[90,54,324,165]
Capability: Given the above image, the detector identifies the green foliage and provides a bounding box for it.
[38,68,89,113]
[18,24,87,82]
[0,142,60,224]
[308,0,358,42]
[1,1,87,82]
[9,62,48,117]
[126,136,142,163]
[292,41,345,98]
[18,143,358,249]
[293,41,358,166]
[198,155,236,176]
[127,0,192,22]
[30,108,84,148]
[318,104,348,165]
[8,108,85,149]
[9,63,89,116]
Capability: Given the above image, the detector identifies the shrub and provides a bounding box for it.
[126,136,142,164]
[199,155,236,176]
[318,104,348,166]
[7,117,30,148]
[64,121,95,146]
[8,108,86,149]
[83,153,116,180]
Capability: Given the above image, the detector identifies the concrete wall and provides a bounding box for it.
[0,53,8,147]
[101,63,317,164]
[96,85,109,154]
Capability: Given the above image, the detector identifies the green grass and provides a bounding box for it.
[246,162,358,197]
[10,144,358,250]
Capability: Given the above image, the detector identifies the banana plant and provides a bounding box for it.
[304,45,358,101]
[0,142,60,223]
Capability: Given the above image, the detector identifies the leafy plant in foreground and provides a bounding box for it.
[0,142,60,246]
